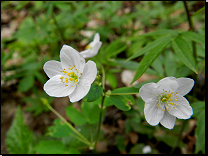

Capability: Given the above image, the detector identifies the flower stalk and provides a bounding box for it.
[44,102,92,146]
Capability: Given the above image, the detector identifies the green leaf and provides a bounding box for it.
[155,133,185,148]
[104,87,136,111]
[131,36,173,83]
[129,143,145,154]
[105,37,127,59]
[66,106,87,125]
[172,36,197,74]
[88,105,101,124]
[83,84,103,102]
[106,72,117,89]
[6,106,34,154]
[164,51,177,76]
[110,59,139,71]
[62,124,98,148]
[151,56,164,76]
[195,110,205,153]
[48,119,73,138]
[115,135,126,152]
[35,140,68,154]
[127,35,174,61]
[141,29,179,36]
[191,101,205,118]
[18,75,35,92]
[181,31,205,48]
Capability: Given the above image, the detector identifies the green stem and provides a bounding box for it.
[45,103,92,146]
[94,95,105,150]
[94,56,106,150]
[109,92,139,96]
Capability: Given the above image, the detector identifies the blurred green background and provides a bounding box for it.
[1,1,205,154]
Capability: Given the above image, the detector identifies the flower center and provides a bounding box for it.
[59,65,82,87]
[155,89,179,111]
[85,44,93,50]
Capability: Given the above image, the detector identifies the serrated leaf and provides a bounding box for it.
[6,106,34,154]
[131,36,173,84]
[172,36,197,74]
[48,119,73,138]
[127,35,174,61]
[181,31,205,48]
[35,140,68,154]
[195,110,205,153]
[66,106,87,125]
[18,75,35,92]
[83,84,103,102]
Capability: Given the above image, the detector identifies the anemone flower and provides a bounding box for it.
[139,77,194,129]
[43,45,97,103]
[80,33,102,58]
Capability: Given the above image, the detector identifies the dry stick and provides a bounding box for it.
[171,1,198,153]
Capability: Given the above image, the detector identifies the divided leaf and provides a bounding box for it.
[66,106,87,125]
[6,106,34,154]
[48,119,73,138]
[131,35,173,83]
[172,36,197,74]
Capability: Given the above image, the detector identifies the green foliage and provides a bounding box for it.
[23,91,53,116]
[83,84,103,102]
[192,101,205,153]
[66,106,88,125]
[195,110,205,154]
[48,119,73,138]
[35,140,80,154]
[6,106,34,154]
[104,87,138,111]
[131,35,174,83]
[172,36,197,74]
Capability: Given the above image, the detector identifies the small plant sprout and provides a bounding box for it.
[139,77,194,129]
[80,33,102,58]
[43,45,97,102]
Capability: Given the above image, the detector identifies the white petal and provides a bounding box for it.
[160,111,176,129]
[175,78,194,96]
[43,75,76,97]
[168,95,193,119]
[79,49,92,59]
[60,45,85,73]
[43,60,63,78]
[69,79,91,103]
[139,83,160,102]
[144,98,164,126]
[80,42,102,58]
[80,60,97,84]
[157,77,178,92]
[93,33,100,42]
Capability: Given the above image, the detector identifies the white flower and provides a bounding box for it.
[139,77,194,129]
[80,33,102,58]
[43,45,97,103]
[142,145,152,154]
